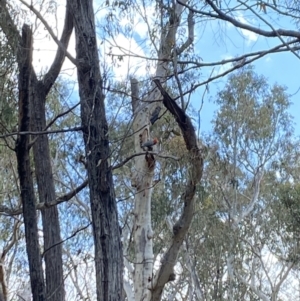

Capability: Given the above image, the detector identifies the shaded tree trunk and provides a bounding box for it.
[30,4,73,300]
[69,1,123,300]
[31,81,65,301]
[16,24,45,301]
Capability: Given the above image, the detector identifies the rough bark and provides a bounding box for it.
[16,24,45,301]
[30,4,74,300]
[0,262,6,301]
[31,82,65,301]
[69,1,123,300]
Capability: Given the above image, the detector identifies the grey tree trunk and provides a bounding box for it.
[31,81,65,301]
[30,4,73,299]
[69,1,123,300]
[16,24,45,301]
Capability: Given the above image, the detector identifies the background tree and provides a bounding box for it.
[194,66,297,301]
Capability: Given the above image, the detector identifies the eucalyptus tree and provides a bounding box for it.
[199,66,297,301]
[120,0,204,297]
[99,0,300,298]
[0,1,75,298]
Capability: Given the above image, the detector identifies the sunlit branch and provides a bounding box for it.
[176,9,194,55]
[237,0,300,60]
[178,0,300,40]
[108,38,299,69]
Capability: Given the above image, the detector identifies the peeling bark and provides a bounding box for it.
[130,78,155,301]
[130,1,193,300]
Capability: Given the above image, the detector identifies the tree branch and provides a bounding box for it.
[112,152,179,170]
[151,79,203,300]
[178,0,300,39]
[42,0,75,93]
[19,0,77,68]
[42,222,91,257]
[0,179,88,216]
[0,126,82,140]
[176,9,194,55]
[45,102,80,131]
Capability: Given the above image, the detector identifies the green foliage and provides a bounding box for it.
[277,183,300,231]
[169,66,300,300]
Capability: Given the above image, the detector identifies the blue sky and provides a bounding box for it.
[198,49,300,135]
[192,11,300,135]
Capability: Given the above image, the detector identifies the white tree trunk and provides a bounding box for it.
[130,79,156,301]
[129,2,195,300]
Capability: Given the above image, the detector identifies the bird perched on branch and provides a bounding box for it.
[141,138,158,151]
[150,106,161,125]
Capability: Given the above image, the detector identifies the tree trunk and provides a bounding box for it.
[130,79,155,301]
[16,24,45,301]
[30,4,73,299]
[31,81,65,301]
[150,80,203,301]
[69,1,123,300]
[129,2,191,300]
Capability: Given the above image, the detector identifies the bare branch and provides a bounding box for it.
[19,0,77,67]
[151,79,203,300]
[0,127,82,140]
[0,179,88,216]
[42,0,75,92]
[176,9,194,55]
[236,0,300,60]
[42,223,91,257]
[45,102,80,131]
[178,0,300,39]
[112,152,179,170]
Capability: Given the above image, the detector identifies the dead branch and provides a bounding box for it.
[0,127,82,140]
[151,79,203,300]
[0,179,88,216]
